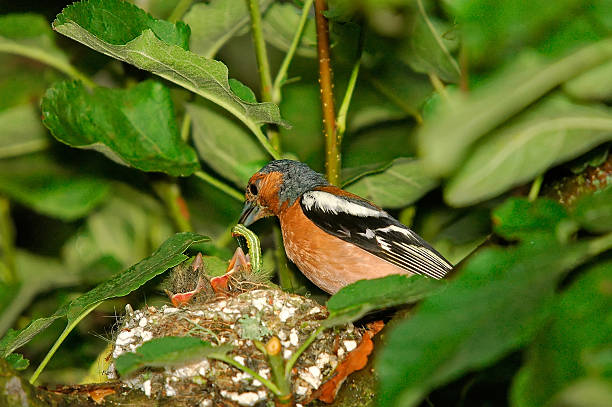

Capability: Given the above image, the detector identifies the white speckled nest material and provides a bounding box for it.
[109,289,364,407]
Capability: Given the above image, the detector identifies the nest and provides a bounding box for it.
[109,289,365,407]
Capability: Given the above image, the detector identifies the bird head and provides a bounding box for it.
[238,159,328,226]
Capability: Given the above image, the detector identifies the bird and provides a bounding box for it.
[238,159,453,294]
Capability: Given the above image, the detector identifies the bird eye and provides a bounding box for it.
[249,183,258,195]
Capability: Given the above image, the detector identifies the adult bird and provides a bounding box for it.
[238,160,453,294]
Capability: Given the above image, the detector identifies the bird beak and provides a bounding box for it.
[238,201,263,226]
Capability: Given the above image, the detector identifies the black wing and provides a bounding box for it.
[300,190,452,279]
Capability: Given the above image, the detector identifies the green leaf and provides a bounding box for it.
[325,275,444,327]
[0,153,111,221]
[53,0,285,141]
[66,232,208,322]
[262,2,317,58]
[510,260,612,407]
[344,158,438,208]
[184,0,272,58]
[41,80,199,176]
[115,336,231,376]
[418,41,612,178]
[0,104,49,159]
[55,0,190,49]
[61,184,176,277]
[564,60,612,101]
[187,102,268,187]
[492,198,569,241]
[341,161,394,187]
[572,187,612,233]
[376,236,607,407]
[0,232,207,357]
[0,14,82,83]
[228,79,257,103]
[444,95,612,206]
[402,6,460,82]
[4,353,29,370]
[546,378,612,407]
[447,0,609,66]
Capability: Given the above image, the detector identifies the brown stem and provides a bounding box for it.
[314,0,339,185]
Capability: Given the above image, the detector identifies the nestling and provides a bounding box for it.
[238,160,453,294]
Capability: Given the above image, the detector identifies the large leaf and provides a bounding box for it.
[0,232,208,357]
[571,186,612,233]
[447,0,609,66]
[417,41,612,177]
[492,198,569,241]
[0,14,77,81]
[511,260,612,407]
[53,0,285,141]
[41,80,199,176]
[262,2,317,58]
[184,0,272,58]
[402,3,460,82]
[0,153,111,221]
[0,104,49,159]
[344,158,438,208]
[444,96,612,206]
[376,234,611,407]
[187,102,267,187]
[0,251,80,336]
[115,336,231,376]
[324,275,444,327]
[564,60,612,101]
[61,184,175,277]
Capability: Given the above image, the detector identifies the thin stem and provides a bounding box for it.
[247,0,273,103]
[0,44,96,89]
[168,0,194,22]
[272,0,315,104]
[528,175,544,202]
[0,197,16,283]
[274,226,300,292]
[193,171,244,202]
[180,112,192,142]
[336,26,364,142]
[314,0,340,186]
[284,325,325,377]
[215,355,283,396]
[152,181,193,232]
[428,72,449,101]
[30,304,100,384]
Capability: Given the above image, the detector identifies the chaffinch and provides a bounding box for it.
[238,160,453,294]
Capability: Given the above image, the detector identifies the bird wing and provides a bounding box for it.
[300,190,452,279]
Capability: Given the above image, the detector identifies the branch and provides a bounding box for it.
[314,0,340,185]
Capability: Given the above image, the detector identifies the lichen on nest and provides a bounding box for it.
[109,288,364,406]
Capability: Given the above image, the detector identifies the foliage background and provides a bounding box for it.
[0,0,611,406]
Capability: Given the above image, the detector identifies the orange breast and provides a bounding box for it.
[278,200,412,294]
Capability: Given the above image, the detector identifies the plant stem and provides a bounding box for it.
[152,180,193,232]
[247,0,274,104]
[180,112,192,142]
[215,355,283,396]
[168,0,194,22]
[274,226,300,292]
[336,26,364,142]
[428,72,449,101]
[30,304,100,384]
[284,325,325,377]
[272,0,315,104]
[246,0,282,152]
[0,197,16,283]
[528,175,544,201]
[264,337,293,404]
[193,170,244,202]
[0,44,96,89]
[314,0,340,185]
